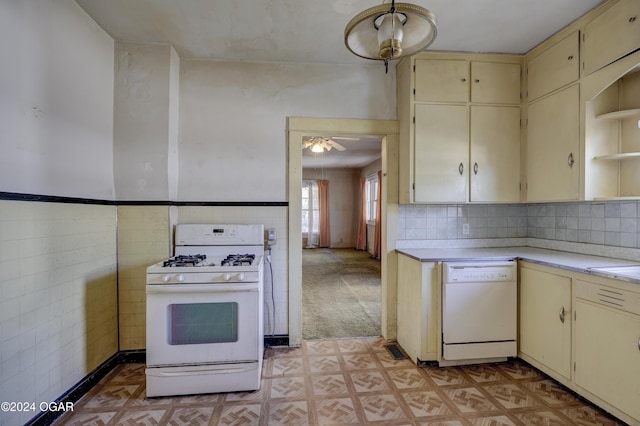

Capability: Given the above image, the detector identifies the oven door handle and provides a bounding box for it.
[146,284,258,294]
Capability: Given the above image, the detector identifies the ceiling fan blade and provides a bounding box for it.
[330,141,346,151]
[331,136,359,141]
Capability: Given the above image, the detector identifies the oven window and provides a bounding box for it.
[168,302,238,345]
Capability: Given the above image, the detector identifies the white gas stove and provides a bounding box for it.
[145,223,265,398]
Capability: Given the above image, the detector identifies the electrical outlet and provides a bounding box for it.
[462,223,469,235]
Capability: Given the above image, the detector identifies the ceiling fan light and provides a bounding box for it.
[311,144,324,153]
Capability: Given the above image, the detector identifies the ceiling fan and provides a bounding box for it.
[302,136,357,152]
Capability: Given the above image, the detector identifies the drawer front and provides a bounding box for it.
[575,279,640,316]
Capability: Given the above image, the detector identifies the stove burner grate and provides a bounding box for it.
[221,253,255,266]
[163,254,207,267]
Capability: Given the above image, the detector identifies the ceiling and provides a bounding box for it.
[74,0,604,169]
[302,136,382,169]
[75,0,603,65]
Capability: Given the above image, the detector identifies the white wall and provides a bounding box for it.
[303,168,360,248]
[178,59,396,202]
[113,42,180,200]
[0,1,114,199]
[0,3,117,425]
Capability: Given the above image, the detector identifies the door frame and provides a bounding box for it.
[287,117,399,346]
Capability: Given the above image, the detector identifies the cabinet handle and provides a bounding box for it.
[567,55,574,60]
[473,162,478,175]
[559,306,566,323]
[638,337,640,351]
[458,162,464,175]
[630,16,637,23]
[567,153,574,168]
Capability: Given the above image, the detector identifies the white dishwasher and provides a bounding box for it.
[441,261,517,366]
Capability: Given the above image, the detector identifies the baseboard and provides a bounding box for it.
[265,334,289,347]
[25,336,288,425]
[26,351,127,426]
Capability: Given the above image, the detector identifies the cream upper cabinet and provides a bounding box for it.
[583,0,640,75]
[398,53,522,204]
[526,83,579,202]
[519,263,572,381]
[470,106,521,202]
[414,104,468,203]
[471,62,521,104]
[415,59,468,102]
[527,31,580,101]
[574,279,640,423]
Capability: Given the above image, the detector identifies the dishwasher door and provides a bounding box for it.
[442,261,517,362]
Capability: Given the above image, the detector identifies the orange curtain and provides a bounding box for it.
[356,177,367,250]
[317,179,331,248]
[373,170,382,259]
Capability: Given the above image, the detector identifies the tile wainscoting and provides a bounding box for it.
[398,201,640,259]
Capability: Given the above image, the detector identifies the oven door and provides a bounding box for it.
[146,282,260,367]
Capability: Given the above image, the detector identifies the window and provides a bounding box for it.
[302,180,319,235]
[366,174,378,223]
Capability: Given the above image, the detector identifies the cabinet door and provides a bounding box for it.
[415,59,469,102]
[471,62,521,104]
[470,106,521,202]
[519,266,572,380]
[414,104,468,202]
[575,299,640,421]
[526,84,579,202]
[583,0,640,75]
[527,31,579,101]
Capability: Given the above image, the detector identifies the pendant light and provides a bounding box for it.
[344,0,437,73]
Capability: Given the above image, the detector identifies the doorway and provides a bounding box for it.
[301,138,382,339]
[287,117,399,347]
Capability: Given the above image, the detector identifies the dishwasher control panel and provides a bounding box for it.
[444,261,516,283]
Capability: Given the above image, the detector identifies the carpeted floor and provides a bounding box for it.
[302,248,381,339]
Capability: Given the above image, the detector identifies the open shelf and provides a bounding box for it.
[593,152,640,161]
[595,108,640,121]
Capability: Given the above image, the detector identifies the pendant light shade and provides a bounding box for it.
[344,1,437,71]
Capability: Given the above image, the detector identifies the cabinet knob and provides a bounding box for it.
[473,162,478,175]
[559,306,566,323]
[461,78,466,82]
[458,162,464,175]
[629,16,637,23]
[567,55,574,61]
[474,79,480,83]
[567,152,574,168]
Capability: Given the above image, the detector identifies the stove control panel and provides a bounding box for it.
[444,261,516,283]
[147,271,260,284]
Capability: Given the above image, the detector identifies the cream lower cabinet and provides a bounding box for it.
[396,254,439,363]
[518,263,572,382]
[574,279,640,423]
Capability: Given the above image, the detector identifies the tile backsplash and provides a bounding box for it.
[399,200,640,249]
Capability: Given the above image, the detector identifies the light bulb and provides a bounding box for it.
[377,12,404,60]
[311,144,324,153]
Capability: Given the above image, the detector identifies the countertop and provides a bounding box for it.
[396,246,640,285]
